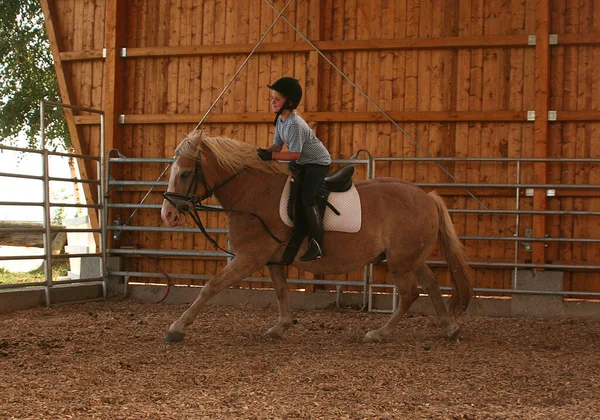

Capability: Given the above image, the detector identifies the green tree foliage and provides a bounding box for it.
[0,1,69,150]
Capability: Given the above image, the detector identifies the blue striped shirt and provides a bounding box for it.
[273,113,331,165]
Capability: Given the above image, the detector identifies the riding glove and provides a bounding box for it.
[257,148,273,161]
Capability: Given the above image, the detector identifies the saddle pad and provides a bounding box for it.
[279,177,362,233]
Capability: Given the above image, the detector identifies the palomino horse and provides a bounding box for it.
[161,130,473,343]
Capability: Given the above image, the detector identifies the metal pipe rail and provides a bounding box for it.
[0,101,107,305]
[106,152,598,310]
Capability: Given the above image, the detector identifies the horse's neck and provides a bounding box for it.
[215,169,285,210]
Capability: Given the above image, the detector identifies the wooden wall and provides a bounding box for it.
[42,0,599,294]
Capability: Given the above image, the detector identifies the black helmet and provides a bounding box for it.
[267,77,302,109]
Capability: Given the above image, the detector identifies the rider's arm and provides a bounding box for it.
[266,144,283,153]
[266,144,299,160]
[272,151,300,161]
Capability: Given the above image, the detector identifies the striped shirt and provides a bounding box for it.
[273,112,331,166]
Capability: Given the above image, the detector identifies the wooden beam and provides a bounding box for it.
[0,221,64,248]
[59,34,531,61]
[73,110,529,125]
[532,0,550,266]
[41,1,97,233]
[103,0,127,153]
[556,111,600,121]
[558,33,600,46]
[40,1,84,159]
[73,110,600,125]
[103,0,127,249]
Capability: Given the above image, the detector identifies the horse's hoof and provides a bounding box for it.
[164,329,185,343]
[445,325,462,342]
[266,330,284,340]
[363,331,383,343]
[266,325,288,340]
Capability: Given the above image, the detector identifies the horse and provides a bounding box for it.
[160,130,473,343]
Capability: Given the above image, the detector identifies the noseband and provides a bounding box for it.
[163,148,288,255]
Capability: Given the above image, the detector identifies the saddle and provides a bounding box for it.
[281,165,356,265]
[286,165,354,225]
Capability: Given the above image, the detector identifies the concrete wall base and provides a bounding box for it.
[2,266,599,319]
[512,271,564,317]
[125,282,600,319]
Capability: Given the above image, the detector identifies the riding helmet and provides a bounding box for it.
[267,77,302,109]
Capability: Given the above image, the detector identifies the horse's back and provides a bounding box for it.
[355,177,439,240]
[355,177,434,207]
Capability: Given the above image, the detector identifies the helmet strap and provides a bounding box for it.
[273,98,290,126]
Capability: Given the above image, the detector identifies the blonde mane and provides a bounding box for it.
[175,130,289,175]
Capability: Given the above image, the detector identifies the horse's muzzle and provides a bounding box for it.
[163,192,192,213]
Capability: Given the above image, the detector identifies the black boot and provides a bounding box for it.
[300,205,324,261]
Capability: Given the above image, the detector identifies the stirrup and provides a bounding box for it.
[299,238,323,261]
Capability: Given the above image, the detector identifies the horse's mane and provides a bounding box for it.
[175,130,289,175]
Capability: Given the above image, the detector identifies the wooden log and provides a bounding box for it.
[0,221,64,248]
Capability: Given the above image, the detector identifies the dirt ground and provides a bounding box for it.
[0,299,599,420]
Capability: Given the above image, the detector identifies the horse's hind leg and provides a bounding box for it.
[415,263,461,340]
[364,270,420,342]
[266,264,293,339]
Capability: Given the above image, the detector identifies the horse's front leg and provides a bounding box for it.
[165,255,264,343]
[265,264,293,339]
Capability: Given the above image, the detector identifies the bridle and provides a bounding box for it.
[163,148,288,256]
[163,149,221,213]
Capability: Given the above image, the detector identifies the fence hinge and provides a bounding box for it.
[546,189,556,197]
[118,114,126,124]
[523,229,533,251]
[548,111,557,121]
[120,47,127,58]
[527,111,535,121]
[549,34,558,45]
[525,188,534,197]
[102,48,107,58]
[528,35,536,46]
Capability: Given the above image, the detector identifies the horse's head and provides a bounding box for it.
[161,134,213,227]
[161,130,290,227]
[161,151,194,227]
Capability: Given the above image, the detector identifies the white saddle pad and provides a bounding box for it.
[279,177,361,233]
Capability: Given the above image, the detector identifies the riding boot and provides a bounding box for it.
[300,204,324,261]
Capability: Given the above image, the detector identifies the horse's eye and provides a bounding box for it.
[180,170,193,180]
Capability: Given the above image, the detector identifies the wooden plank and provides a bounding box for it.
[400,0,420,184]
[74,110,530,125]
[451,0,473,265]
[532,0,550,266]
[466,0,484,290]
[103,0,127,248]
[40,0,98,233]
[59,30,553,62]
[61,34,530,60]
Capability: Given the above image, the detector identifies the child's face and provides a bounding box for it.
[270,91,286,113]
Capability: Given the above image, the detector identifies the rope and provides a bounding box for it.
[118,0,297,229]
[263,0,515,236]
[194,0,297,131]
[131,243,172,304]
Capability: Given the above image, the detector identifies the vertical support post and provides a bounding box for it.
[99,114,107,298]
[532,0,551,266]
[103,0,127,250]
[513,161,521,289]
[42,148,54,307]
[40,101,52,306]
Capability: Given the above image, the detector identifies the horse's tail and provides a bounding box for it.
[429,191,474,315]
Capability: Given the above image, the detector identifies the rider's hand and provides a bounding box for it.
[257,148,273,161]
